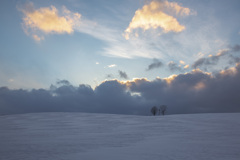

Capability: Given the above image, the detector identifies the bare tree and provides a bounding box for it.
[151,106,158,116]
[160,105,167,116]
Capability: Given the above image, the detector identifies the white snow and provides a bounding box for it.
[0,112,240,160]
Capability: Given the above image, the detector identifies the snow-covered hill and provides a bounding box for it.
[0,112,240,160]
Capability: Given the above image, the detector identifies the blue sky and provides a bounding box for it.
[0,0,240,89]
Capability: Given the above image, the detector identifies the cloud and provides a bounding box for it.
[106,74,113,78]
[192,45,240,70]
[56,79,71,86]
[124,0,192,39]
[192,57,212,69]
[107,64,117,68]
[1,64,240,115]
[168,61,182,72]
[163,1,191,16]
[127,63,240,114]
[179,60,185,65]
[227,44,240,64]
[19,3,165,58]
[19,2,81,41]
[19,2,120,44]
[0,80,146,115]
[118,70,129,79]
[230,56,240,64]
[146,59,163,71]
[230,44,240,52]
[32,34,44,41]
[184,64,189,69]
[192,49,229,69]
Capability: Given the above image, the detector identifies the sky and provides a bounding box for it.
[0,0,240,115]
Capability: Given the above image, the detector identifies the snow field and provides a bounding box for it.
[0,112,240,160]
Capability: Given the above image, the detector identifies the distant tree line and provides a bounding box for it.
[151,105,167,116]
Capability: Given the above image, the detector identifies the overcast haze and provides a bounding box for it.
[0,0,240,115]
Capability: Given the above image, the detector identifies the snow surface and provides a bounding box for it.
[0,112,240,160]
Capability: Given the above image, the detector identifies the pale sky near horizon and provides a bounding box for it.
[0,0,240,89]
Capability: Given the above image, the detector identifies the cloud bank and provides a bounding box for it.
[1,64,240,115]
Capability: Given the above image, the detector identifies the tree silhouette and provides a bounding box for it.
[151,106,158,116]
[160,105,167,116]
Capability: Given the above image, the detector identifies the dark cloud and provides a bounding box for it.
[228,44,240,64]
[0,80,147,115]
[146,59,163,71]
[228,55,240,64]
[106,74,113,78]
[192,57,214,69]
[233,57,240,63]
[1,64,240,115]
[192,44,240,70]
[57,80,71,86]
[168,61,182,72]
[127,64,240,114]
[192,50,229,69]
[231,44,240,52]
[118,70,128,79]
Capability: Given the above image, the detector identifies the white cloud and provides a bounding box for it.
[107,64,117,68]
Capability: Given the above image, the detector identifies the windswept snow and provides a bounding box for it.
[0,112,240,160]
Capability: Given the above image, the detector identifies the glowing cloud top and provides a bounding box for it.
[124,0,192,39]
[20,2,81,41]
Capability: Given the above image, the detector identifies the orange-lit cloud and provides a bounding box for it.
[164,1,190,16]
[184,64,189,69]
[32,34,44,41]
[220,66,238,76]
[179,60,185,65]
[164,74,178,85]
[20,2,81,41]
[124,0,192,39]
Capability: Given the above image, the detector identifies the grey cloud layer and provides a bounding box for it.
[1,64,240,115]
[0,81,148,115]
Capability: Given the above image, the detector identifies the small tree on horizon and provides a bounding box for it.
[160,105,167,116]
[151,106,158,116]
